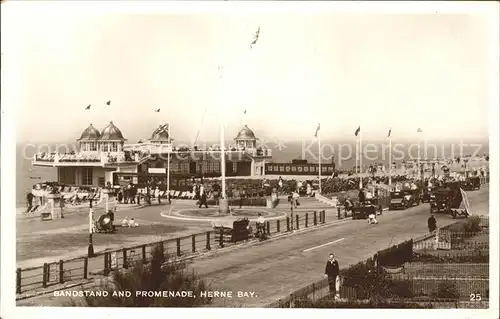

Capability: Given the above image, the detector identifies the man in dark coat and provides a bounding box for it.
[428,214,437,232]
[199,191,208,209]
[324,253,340,297]
[26,191,34,213]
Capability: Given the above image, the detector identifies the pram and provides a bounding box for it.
[94,211,116,233]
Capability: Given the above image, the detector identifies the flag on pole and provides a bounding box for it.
[250,26,260,49]
[155,108,160,112]
[417,128,423,133]
[85,104,91,110]
[106,101,111,106]
[314,123,320,137]
[388,127,392,138]
[355,126,361,136]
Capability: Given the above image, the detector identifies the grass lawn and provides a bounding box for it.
[17,224,187,261]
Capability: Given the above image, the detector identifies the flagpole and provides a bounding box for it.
[389,131,392,186]
[359,130,363,189]
[318,128,322,194]
[218,66,227,204]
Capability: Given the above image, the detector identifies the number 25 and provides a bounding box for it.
[470,293,481,301]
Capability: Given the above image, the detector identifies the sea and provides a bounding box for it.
[15,138,489,206]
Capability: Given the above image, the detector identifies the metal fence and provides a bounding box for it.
[16,209,327,295]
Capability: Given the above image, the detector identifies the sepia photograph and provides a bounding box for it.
[1,1,498,318]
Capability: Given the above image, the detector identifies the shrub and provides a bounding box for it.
[430,281,460,300]
[72,247,212,307]
[412,251,489,263]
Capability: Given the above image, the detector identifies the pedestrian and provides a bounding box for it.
[26,190,34,214]
[199,191,208,209]
[59,195,65,218]
[358,188,365,203]
[428,214,437,232]
[324,253,340,298]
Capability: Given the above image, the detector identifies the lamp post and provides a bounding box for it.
[88,195,95,258]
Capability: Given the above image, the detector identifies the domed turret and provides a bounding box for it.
[234,125,256,141]
[149,124,170,144]
[99,121,126,141]
[77,124,101,141]
[234,125,258,149]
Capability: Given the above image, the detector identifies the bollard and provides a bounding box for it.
[206,232,211,250]
[337,207,341,219]
[104,253,110,276]
[176,238,181,256]
[142,245,146,264]
[83,257,88,279]
[277,219,280,233]
[286,217,290,232]
[305,213,309,227]
[16,268,21,294]
[192,235,196,253]
[296,215,299,230]
[266,221,271,235]
[123,249,128,269]
[314,211,317,225]
[42,263,48,288]
[219,228,224,248]
[59,260,64,284]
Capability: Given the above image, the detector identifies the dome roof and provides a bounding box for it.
[77,124,101,141]
[234,125,257,140]
[149,124,170,142]
[99,121,126,141]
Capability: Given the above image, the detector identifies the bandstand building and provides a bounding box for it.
[32,122,273,188]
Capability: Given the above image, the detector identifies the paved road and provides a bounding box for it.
[191,186,489,307]
[16,185,488,306]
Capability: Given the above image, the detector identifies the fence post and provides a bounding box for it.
[192,235,196,253]
[83,257,88,280]
[305,213,309,227]
[296,215,299,230]
[159,241,165,260]
[141,245,146,263]
[266,221,271,235]
[314,211,317,225]
[123,249,128,269]
[337,207,341,219]
[286,217,290,232]
[42,263,48,288]
[16,268,21,294]
[277,219,280,233]
[206,231,211,250]
[47,263,51,283]
[219,228,224,248]
[177,238,181,256]
[59,260,64,284]
[104,253,109,276]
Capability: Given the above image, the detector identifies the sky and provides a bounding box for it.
[2,3,495,145]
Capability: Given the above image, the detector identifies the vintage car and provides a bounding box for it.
[460,176,481,191]
[429,188,450,214]
[352,201,378,220]
[389,190,419,210]
[429,183,469,218]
